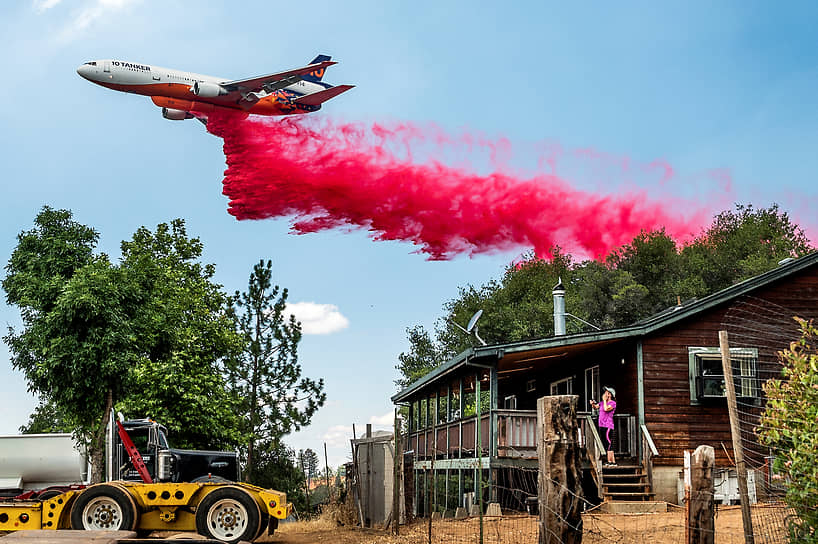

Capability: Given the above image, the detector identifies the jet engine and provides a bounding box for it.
[190,81,227,97]
[162,108,194,120]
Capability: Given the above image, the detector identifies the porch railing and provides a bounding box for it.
[640,423,659,492]
[496,409,537,459]
[405,410,637,462]
[580,415,605,499]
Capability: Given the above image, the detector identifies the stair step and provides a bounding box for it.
[603,483,651,489]
[602,473,647,480]
[604,492,656,501]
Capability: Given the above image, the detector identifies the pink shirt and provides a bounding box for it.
[598,399,616,429]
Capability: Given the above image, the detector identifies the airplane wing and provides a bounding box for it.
[219,61,336,93]
[294,85,355,106]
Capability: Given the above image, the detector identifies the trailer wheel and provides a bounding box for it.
[70,484,138,531]
[195,486,260,544]
[255,510,269,540]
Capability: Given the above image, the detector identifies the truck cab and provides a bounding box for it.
[109,418,239,483]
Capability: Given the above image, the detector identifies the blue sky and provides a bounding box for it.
[1,1,817,468]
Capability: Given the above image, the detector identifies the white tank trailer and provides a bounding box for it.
[0,433,87,495]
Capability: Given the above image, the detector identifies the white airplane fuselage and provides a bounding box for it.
[77,58,347,119]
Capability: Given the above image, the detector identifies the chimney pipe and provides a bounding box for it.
[553,277,566,336]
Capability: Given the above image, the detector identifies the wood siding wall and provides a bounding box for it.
[642,268,818,467]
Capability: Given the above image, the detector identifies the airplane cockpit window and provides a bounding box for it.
[84,62,97,66]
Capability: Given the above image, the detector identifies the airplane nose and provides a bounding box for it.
[77,64,93,80]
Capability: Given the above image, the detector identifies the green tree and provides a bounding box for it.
[5,209,245,479]
[226,260,325,482]
[116,220,244,450]
[300,448,320,480]
[758,318,818,544]
[395,325,446,389]
[395,204,814,389]
[680,204,812,296]
[606,229,681,314]
[4,208,136,481]
[20,397,72,434]
[251,441,308,515]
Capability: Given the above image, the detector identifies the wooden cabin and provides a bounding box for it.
[392,252,818,513]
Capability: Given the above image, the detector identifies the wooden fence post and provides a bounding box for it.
[537,395,583,544]
[719,331,755,544]
[393,409,401,535]
[688,445,715,544]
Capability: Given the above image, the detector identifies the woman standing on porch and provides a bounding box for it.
[590,386,617,466]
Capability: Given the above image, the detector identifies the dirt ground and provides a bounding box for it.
[0,503,795,544]
[260,503,795,544]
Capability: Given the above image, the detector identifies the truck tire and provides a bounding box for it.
[195,486,261,544]
[70,484,139,531]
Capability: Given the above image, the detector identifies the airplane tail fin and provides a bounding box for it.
[303,54,332,83]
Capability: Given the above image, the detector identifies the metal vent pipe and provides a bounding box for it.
[553,277,566,336]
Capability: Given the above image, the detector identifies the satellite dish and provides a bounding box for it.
[466,310,483,333]
[450,309,488,346]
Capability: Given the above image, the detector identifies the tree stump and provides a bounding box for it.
[538,395,583,544]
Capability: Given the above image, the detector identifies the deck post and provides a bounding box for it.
[719,331,755,544]
[537,395,583,544]
[687,445,715,544]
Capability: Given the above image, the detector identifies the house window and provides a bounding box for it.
[449,379,461,421]
[584,365,600,409]
[438,387,448,424]
[526,379,536,392]
[688,347,759,404]
[550,377,573,396]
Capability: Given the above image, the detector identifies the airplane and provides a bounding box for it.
[76,55,353,122]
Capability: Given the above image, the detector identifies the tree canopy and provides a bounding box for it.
[4,209,244,479]
[225,259,325,482]
[396,204,814,389]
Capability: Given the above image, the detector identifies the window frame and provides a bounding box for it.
[688,346,759,405]
[549,376,573,396]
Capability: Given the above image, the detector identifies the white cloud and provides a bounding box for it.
[46,0,142,42]
[322,424,353,448]
[369,411,396,427]
[286,302,349,335]
[34,0,64,13]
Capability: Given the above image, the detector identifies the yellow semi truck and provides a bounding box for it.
[0,416,292,543]
[0,480,290,542]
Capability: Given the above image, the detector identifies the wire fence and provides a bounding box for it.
[390,477,795,544]
[346,294,811,544]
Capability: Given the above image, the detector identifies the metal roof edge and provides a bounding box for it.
[390,251,818,403]
[391,346,476,403]
[637,250,818,335]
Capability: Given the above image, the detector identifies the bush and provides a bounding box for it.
[758,317,818,544]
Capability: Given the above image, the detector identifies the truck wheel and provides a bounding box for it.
[195,486,260,544]
[255,510,269,540]
[70,484,138,531]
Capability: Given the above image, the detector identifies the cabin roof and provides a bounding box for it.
[392,251,818,403]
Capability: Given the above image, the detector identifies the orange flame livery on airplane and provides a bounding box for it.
[77,55,353,123]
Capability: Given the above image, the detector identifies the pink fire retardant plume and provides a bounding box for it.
[206,112,709,260]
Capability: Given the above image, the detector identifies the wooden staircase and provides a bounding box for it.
[601,460,655,501]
